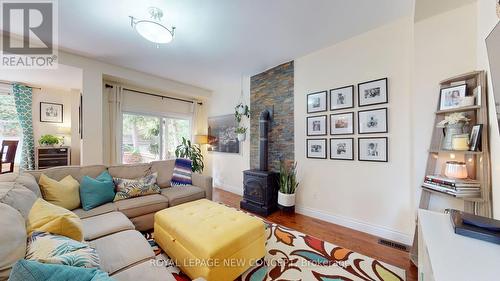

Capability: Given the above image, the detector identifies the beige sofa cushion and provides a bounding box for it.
[0,203,26,280]
[111,259,176,281]
[129,213,155,232]
[82,212,135,241]
[151,160,175,188]
[114,194,168,218]
[161,185,205,207]
[27,165,107,183]
[90,230,154,275]
[108,163,152,179]
[0,173,41,197]
[0,182,37,218]
[73,202,117,219]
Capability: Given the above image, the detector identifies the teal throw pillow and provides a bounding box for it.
[79,171,115,211]
[9,259,113,281]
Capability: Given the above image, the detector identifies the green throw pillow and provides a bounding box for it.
[9,259,112,281]
[79,171,115,211]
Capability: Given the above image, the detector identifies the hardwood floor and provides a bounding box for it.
[212,188,418,281]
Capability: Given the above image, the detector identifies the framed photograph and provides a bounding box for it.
[307,139,327,159]
[207,114,240,153]
[330,112,354,135]
[40,102,63,123]
[469,124,483,151]
[358,78,388,107]
[358,137,388,162]
[439,84,467,111]
[307,91,327,113]
[358,108,388,134]
[330,85,354,110]
[330,138,354,160]
[307,115,327,136]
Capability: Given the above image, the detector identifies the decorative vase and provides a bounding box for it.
[278,192,295,213]
[237,133,246,142]
[442,123,465,150]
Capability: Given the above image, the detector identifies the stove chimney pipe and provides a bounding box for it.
[259,110,271,171]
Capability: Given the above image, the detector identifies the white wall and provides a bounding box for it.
[58,51,212,165]
[205,78,250,195]
[294,17,414,244]
[413,3,478,212]
[32,87,81,165]
[476,0,500,219]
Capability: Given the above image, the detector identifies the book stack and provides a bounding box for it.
[423,175,481,198]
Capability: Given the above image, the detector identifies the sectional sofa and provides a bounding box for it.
[0,160,213,281]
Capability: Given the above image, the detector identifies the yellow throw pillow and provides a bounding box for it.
[39,174,80,210]
[27,198,83,241]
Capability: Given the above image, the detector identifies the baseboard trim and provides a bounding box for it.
[295,205,412,245]
[216,183,243,196]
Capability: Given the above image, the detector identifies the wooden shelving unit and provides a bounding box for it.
[410,71,492,266]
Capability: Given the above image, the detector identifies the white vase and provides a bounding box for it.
[278,192,296,207]
[237,133,246,141]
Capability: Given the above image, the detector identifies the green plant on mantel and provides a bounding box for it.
[38,134,60,146]
[279,161,299,194]
[175,137,204,173]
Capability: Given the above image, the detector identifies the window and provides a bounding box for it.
[121,112,190,164]
[0,93,22,164]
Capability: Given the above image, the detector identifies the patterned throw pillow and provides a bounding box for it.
[113,172,160,202]
[171,158,193,186]
[26,232,99,268]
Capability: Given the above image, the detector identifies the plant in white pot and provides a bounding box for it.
[278,161,299,212]
[235,126,247,141]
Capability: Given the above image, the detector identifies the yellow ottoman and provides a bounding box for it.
[154,199,265,281]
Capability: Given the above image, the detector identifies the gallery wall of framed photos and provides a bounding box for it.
[306,77,389,162]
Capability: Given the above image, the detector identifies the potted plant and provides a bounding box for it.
[175,137,204,173]
[278,161,299,212]
[234,103,250,123]
[38,134,60,147]
[437,113,471,150]
[235,127,247,141]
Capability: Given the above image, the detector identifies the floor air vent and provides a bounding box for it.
[378,239,409,252]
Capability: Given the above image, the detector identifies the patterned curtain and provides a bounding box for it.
[12,84,35,170]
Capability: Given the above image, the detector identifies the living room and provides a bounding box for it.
[1,1,500,281]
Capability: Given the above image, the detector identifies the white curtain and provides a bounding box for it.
[108,85,123,164]
[191,101,200,139]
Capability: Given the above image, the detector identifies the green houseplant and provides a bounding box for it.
[278,161,299,212]
[38,134,60,146]
[175,137,204,173]
[235,126,247,141]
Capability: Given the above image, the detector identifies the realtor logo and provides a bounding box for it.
[0,0,58,68]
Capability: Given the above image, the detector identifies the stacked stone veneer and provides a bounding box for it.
[250,61,294,172]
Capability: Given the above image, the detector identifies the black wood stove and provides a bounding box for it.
[240,110,279,216]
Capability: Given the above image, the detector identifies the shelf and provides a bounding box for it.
[428,149,482,154]
[435,105,481,114]
[421,187,485,202]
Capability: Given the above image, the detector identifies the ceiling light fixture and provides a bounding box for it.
[130,7,175,45]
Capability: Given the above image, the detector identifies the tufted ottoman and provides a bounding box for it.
[154,199,265,281]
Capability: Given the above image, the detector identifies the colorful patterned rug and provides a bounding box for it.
[143,222,406,281]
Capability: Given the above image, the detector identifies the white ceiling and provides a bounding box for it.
[11,0,414,93]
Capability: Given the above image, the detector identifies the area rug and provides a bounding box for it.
[143,221,406,281]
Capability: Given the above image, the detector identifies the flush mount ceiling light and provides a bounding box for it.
[130,7,175,44]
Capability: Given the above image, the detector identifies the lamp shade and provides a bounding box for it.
[194,135,208,144]
[444,161,468,179]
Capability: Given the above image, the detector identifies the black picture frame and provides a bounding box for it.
[307,91,328,113]
[306,138,327,159]
[358,78,388,107]
[307,115,327,136]
[358,137,388,162]
[40,102,64,123]
[330,138,354,160]
[469,124,483,151]
[438,84,468,111]
[330,112,354,135]
[358,108,388,134]
[330,85,354,111]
